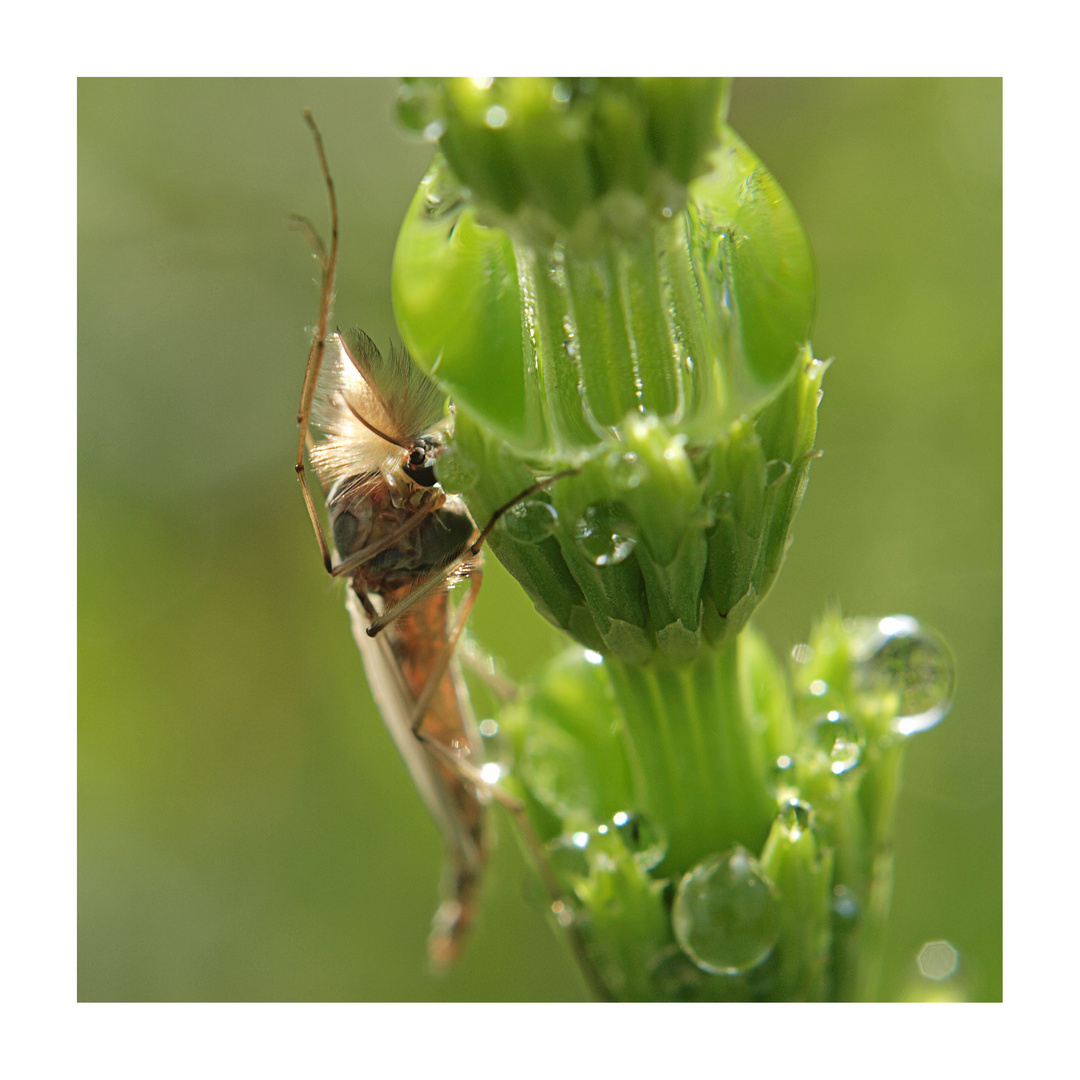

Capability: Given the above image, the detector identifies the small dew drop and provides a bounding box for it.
[485,104,508,129]
[547,836,589,880]
[672,847,781,976]
[472,77,494,90]
[778,798,814,841]
[551,80,572,106]
[502,498,559,544]
[573,502,638,566]
[480,762,502,784]
[812,710,863,776]
[611,810,668,870]
[606,449,648,491]
[831,884,859,921]
[571,831,590,849]
[422,119,445,143]
[791,643,815,665]
[917,940,959,981]
[849,615,957,735]
[809,679,828,697]
[583,649,604,665]
[478,718,498,738]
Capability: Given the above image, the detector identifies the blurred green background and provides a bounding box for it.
[78,78,1001,1001]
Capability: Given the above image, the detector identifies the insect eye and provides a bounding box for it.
[404,443,438,487]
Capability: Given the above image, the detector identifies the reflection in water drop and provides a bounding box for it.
[791,642,814,665]
[812,710,863,775]
[611,810,668,869]
[574,502,638,566]
[502,498,559,544]
[485,104,508,129]
[607,449,648,491]
[778,798,814,841]
[672,847,781,976]
[809,679,828,697]
[478,718,499,738]
[849,615,956,735]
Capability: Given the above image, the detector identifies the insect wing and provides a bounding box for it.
[343,587,486,881]
[306,332,403,495]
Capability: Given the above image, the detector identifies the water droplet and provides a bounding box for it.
[478,718,498,738]
[472,77,494,90]
[831,884,859,921]
[485,104,508,129]
[809,679,828,697]
[672,847,781,976]
[501,498,559,544]
[422,119,445,143]
[583,649,604,665]
[573,502,638,566]
[778,798,814,841]
[611,810,667,870]
[917,940,959,981]
[791,643,814,665]
[849,616,956,735]
[480,762,503,784]
[812,710,863,775]
[547,834,590,879]
[551,80,572,107]
[606,449,648,491]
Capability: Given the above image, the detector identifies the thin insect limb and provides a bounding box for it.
[367,468,579,637]
[467,469,580,555]
[294,109,339,570]
[412,725,614,1002]
[329,501,434,579]
[458,640,518,704]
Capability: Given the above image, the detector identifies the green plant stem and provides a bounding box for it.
[605,641,775,876]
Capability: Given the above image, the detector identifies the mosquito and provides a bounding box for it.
[292,112,572,967]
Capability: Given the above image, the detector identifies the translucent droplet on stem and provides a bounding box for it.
[611,810,667,869]
[849,615,956,735]
[812,710,863,775]
[573,502,637,566]
[672,847,781,976]
[502,498,559,544]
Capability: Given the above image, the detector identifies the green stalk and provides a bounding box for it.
[606,643,774,874]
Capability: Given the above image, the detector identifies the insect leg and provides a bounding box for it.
[366,469,579,637]
[294,109,339,575]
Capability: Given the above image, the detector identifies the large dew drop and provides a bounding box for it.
[849,615,957,736]
[672,847,781,976]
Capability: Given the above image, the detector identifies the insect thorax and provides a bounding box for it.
[327,474,475,584]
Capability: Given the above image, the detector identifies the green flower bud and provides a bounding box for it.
[393,77,818,663]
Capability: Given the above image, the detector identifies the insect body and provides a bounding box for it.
[305,324,491,965]
[293,112,573,969]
